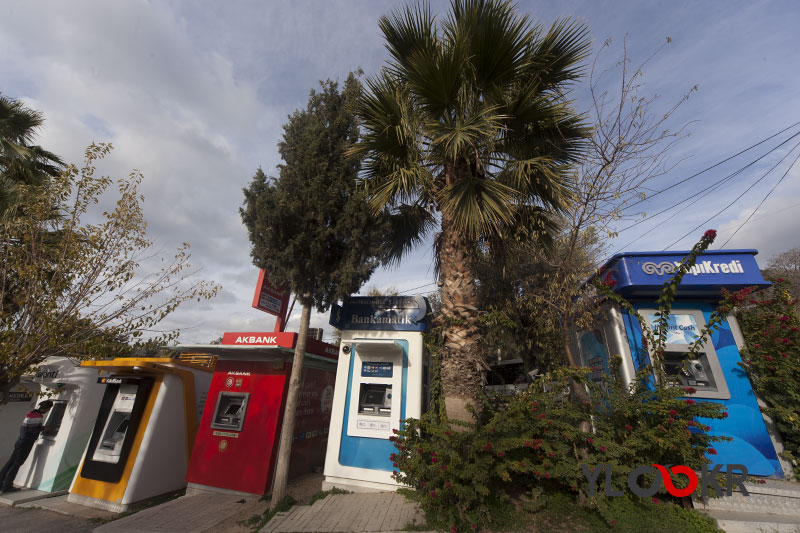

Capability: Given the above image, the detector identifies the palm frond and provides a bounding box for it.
[382,203,438,267]
[438,174,516,237]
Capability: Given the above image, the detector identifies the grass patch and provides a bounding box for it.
[308,487,350,506]
[241,494,296,531]
[87,488,185,525]
[529,492,723,533]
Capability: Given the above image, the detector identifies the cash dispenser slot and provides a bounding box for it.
[80,376,154,483]
[210,392,249,432]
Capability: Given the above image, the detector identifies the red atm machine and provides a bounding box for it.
[173,331,338,496]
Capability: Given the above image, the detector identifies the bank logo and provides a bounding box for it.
[642,261,676,275]
[581,463,749,499]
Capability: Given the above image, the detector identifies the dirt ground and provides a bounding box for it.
[215,472,325,533]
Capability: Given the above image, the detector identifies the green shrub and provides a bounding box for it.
[392,365,727,531]
[724,278,800,479]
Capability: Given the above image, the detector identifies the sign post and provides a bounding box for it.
[251,269,291,332]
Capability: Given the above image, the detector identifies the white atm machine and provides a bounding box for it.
[324,296,430,492]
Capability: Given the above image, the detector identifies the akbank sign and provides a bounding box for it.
[582,463,749,498]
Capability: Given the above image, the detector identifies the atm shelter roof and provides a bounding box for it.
[165,344,336,365]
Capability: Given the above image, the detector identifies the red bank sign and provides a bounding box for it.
[252,270,290,325]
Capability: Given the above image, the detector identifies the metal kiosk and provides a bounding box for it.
[323,296,431,492]
[67,357,213,512]
[176,331,339,496]
[579,250,788,478]
[11,357,105,498]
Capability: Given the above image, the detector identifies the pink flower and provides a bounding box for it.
[497,451,504,457]
[430,491,437,498]
[420,481,427,487]
[445,430,451,436]
[432,457,438,464]
[441,465,447,471]
[483,442,492,451]
[587,437,594,444]
[600,446,607,452]
[684,387,697,394]
[707,448,717,455]
[610,519,617,526]
[703,229,717,239]
[450,526,457,533]
[625,424,633,431]
[685,399,696,405]
[652,498,659,504]
[669,409,678,416]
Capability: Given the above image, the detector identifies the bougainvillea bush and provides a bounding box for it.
[391,364,727,531]
[723,278,800,478]
[392,232,729,531]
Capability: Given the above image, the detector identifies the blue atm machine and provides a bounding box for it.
[580,250,789,478]
[323,296,431,492]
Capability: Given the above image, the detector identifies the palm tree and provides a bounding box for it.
[0,94,63,217]
[351,0,590,421]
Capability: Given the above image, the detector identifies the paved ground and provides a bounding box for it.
[92,492,258,533]
[0,505,95,533]
[261,492,428,533]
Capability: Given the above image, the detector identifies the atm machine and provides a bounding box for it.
[11,357,105,496]
[323,296,431,492]
[67,357,213,512]
[174,331,339,496]
[580,250,787,478]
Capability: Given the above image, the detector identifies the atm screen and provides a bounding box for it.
[363,390,385,405]
[210,392,249,431]
[115,418,129,434]
[358,384,391,416]
[42,400,67,439]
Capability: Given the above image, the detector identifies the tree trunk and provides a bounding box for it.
[270,301,311,509]
[438,210,484,423]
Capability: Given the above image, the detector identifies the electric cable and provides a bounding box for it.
[622,120,800,212]
[663,139,800,250]
[720,151,800,248]
[397,282,437,295]
[616,129,800,236]
[606,130,800,256]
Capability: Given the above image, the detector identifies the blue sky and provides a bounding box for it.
[1,1,799,343]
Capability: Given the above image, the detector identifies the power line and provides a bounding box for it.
[622,120,800,212]
[663,139,800,250]
[397,282,437,295]
[720,151,800,248]
[616,129,800,236]
[606,130,800,256]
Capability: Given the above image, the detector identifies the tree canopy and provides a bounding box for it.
[241,73,391,310]
[350,0,591,420]
[0,94,63,217]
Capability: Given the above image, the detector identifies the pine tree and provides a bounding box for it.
[240,72,390,507]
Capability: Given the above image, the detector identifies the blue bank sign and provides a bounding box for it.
[599,250,770,298]
[329,295,430,332]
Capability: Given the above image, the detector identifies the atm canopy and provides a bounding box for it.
[168,331,339,364]
[349,340,405,358]
[589,249,771,299]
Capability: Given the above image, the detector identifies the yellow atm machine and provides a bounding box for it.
[67,357,213,512]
